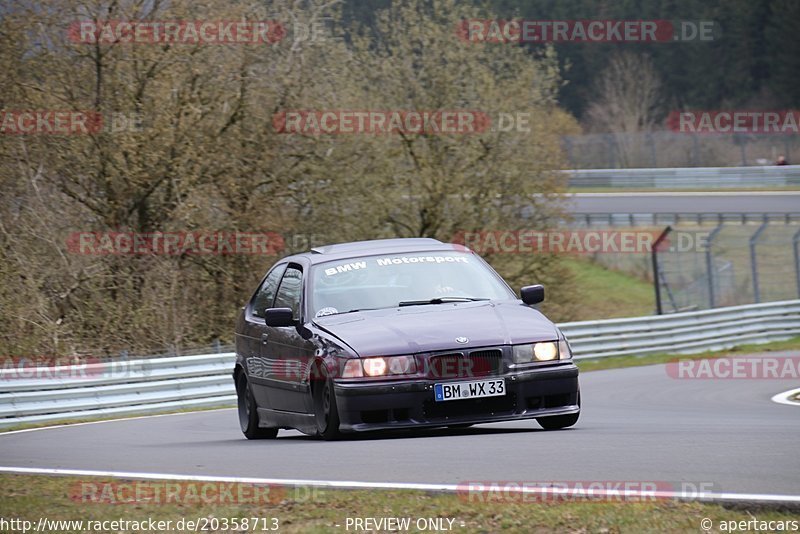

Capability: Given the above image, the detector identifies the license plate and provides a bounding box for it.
[434,379,505,402]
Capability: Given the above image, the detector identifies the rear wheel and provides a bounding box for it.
[236,372,278,439]
[313,370,342,441]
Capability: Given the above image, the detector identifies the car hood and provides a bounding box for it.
[312,300,558,356]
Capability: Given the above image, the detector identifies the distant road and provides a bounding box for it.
[567,192,800,214]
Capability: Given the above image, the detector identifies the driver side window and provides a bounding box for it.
[274,265,303,320]
[251,265,286,318]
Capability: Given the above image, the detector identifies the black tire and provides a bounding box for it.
[313,371,342,441]
[537,411,579,430]
[537,391,580,430]
[236,372,278,439]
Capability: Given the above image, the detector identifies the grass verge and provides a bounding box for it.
[0,474,798,533]
[563,258,654,321]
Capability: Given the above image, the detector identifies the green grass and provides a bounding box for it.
[576,336,800,373]
[564,258,655,321]
[0,474,798,533]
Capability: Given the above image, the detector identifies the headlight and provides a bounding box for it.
[512,344,534,363]
[534,342,558,361]
[342,356,417,378]
[512,342,561,363]
[363,358,387,377]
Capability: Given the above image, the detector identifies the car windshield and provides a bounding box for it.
[310,251,514,317]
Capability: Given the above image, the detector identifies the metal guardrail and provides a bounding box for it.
[565,165,800,189]
[0,353,236,428]
[560,299,800,359]
[574,212,800,227]
[2,299,799,429]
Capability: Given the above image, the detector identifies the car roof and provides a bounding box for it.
[283,238,467,265]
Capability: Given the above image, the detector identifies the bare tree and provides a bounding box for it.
[0,0,580,356]
[586,52,663,167]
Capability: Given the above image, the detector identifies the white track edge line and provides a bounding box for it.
[1,466,799,505]
[771,387,800,406]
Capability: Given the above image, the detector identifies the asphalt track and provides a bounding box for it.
[1,356,798,497]
[567,192,800,214]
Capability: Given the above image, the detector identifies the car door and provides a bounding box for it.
[262,263,309,413]
[243,263,286,408]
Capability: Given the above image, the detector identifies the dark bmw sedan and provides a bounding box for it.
[234,238,580,440]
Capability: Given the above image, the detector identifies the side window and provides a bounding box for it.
[251,265,286,318]
[273,265,303,320]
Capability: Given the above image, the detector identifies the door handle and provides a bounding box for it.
[261,333,269,344]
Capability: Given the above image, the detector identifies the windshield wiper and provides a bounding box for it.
[398,297,489,307]
[317,307,382,317]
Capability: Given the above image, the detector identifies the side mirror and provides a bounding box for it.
[520,284,545,305]
[264,307,297,327]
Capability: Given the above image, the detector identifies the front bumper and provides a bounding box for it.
[333,363,579,432]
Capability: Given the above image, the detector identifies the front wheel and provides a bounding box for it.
[537,411,579,430]
[537,391,580,430]
[313,373,342,441]
[236,372,278,440]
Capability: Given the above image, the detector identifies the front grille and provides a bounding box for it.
[427,350,502,379]
[423,392,517,419]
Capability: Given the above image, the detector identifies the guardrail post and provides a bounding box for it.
[733,133,748,166]
[793,227,800,299]
[749,218,769,303]
[705,223,724,308]
[605,134,616,168]
[647,131,657,167]
[651,226,672,315]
